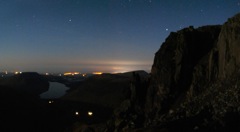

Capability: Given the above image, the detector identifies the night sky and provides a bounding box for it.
[0,0,240,73]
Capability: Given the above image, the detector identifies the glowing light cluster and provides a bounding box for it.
[92,72,102,75]
[15,71,22,75]
[88,111,93,116]
[64,72,80,76]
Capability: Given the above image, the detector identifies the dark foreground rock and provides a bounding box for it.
[0,84,113,132]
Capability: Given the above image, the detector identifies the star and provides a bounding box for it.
[69,19,72,22]
[166,28,169,31]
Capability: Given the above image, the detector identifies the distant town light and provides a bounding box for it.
[82,74,86,77]
[45,73,49,75]
[75,112,79,116]
[88,111,93,116]
[93,72,102,75]
[48,100,54,104]
[64,72,80,76]
[64,72,72,76]
[15,71,22,75]
[5,71,8,75]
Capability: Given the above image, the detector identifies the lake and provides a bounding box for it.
[40,82,69,99]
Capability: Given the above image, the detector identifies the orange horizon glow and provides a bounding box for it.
[64,72,80,76]
[92,72,103,75]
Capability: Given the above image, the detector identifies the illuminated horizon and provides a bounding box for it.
[0,0,239,73]
[0,60,152,74]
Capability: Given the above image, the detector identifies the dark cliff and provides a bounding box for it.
[144,13,240,131]
[106,13,240,131]
[217,13,240,78]
[146,25,221,120]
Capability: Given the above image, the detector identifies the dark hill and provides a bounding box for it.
[61,71,149,109]
[0,72,49,95]
[117,70,149,78]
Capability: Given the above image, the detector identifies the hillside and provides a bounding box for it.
[61,71,149,109]
[0,72,49,95]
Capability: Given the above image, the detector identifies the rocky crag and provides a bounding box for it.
[107,13,240,131]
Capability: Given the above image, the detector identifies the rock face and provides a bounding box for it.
[145,25,221,121]
[143,13,240,130]
[106,13,240,131]
[217,13,240,78]
[0,72,49,95]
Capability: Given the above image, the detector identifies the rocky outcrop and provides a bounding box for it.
[143,13,240,131]
[145,25,221,122]
[104,72,149,131]
[106,13,240,131]
[217,13,240,78]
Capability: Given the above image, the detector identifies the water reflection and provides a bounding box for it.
[40,82,69,99]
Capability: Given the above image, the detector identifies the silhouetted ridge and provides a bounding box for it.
[0,72,49,95]
[106,13,240,131]
[146,25,221,117]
